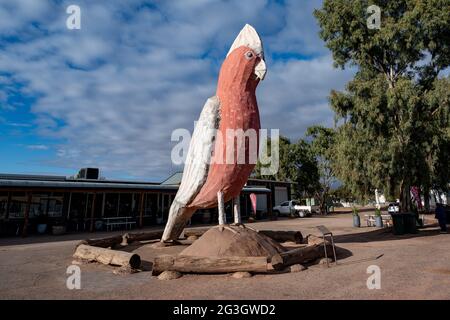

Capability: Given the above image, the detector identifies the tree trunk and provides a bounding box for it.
[123,230,164,244]
[424,186,430,212]
[401,181,413,213]
[152,255,270,275]
[74,244,141,269]
[399,179,409,213]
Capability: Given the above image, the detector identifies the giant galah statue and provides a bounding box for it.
[162,24,267,242]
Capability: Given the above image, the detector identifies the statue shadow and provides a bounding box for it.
[333,225,443,244]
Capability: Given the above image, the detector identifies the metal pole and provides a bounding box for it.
[101,192,106,217]
[66,192,72,220]
[22,192,32,237]
[5,191,11,220]
[117,193,121,217]
[90,193,96,232]
[323,236,329,267]
[84,193,89,219]
[139,192,144,228]
[330,235,338,265]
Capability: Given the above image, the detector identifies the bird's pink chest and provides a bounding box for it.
[189,91,260,209]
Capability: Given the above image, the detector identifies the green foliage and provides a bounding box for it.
[315,0,450,211]
[254,135,320,199]
[306,126,338,213]
[254,128,341,214]
[352,207,360,217]
[330,184,353,201]
[375,207,382,216]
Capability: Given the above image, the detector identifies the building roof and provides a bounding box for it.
[161,172,295,186]
[160,172,183,185]
[0,173,270,194]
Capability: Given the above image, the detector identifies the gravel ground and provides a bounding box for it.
[1,212,449,300]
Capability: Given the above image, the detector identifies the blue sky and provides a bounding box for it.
[0,0,354,181]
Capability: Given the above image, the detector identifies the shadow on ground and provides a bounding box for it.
[333,224,443,244]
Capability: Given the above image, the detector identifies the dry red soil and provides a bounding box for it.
[1,212,449,300]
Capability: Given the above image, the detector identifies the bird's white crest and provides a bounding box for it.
[227,24,264,59]
[227,24,267,80]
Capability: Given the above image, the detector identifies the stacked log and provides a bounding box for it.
[77,228,304,248]
[78,230,165,248]
[152,235,334,274]
[74,244,141,269]
[152,255,270,275]
[122,230,164,244]
[270,235,333,270]
[75,229,330,275]
[78,235,123,248]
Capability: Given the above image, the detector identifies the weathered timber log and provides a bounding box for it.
[270,237,334,270]
[152,255,269,275]
[79,230,164,248]
[74,244,141,269]
[123,230,164,244]
[78,235,123,248]
[258,230,303,244]
[78,228,304,249]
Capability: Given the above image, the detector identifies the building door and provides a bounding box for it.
[274,187,288,206]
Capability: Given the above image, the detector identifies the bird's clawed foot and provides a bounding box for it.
[230,223,245,228]
[224,225,239,234]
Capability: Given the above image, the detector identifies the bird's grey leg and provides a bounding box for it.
[232,196,242,226]
[217,190,226,231]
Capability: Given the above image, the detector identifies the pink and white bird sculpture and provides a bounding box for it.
[162,24,267,242]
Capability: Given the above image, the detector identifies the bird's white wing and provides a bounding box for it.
[174,96,220,206]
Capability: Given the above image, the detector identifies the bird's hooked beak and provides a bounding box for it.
[227,24,267,81]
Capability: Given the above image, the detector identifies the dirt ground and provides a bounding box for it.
[1,212,449,300]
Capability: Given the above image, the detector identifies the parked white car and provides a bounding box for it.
[273,200,318,217]
[388,202,400,213]
[294,200,320,217]
[273,200,300,217]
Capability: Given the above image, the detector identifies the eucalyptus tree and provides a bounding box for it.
[315,0,450,211]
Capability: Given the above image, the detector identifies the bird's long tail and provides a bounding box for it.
[162,200,196,242]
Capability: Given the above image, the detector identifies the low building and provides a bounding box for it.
[0,170,293,236]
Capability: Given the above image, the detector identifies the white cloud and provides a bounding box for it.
[26,144,49,150]
[0,0,354,180]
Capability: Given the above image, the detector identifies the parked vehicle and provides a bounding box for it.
[273,200,319,217]
[388,202,400,214]
[294,199,319,217]
[273,200,299,217]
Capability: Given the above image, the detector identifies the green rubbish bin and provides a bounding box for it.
[391,213,418,235]
[404,213,418,234]
[391,213,406,235]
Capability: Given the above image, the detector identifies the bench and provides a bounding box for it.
[104,217,136,231]
[364,214,392,227]
[364,215,376,227]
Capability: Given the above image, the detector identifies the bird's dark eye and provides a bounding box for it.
[245,51,254,60]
